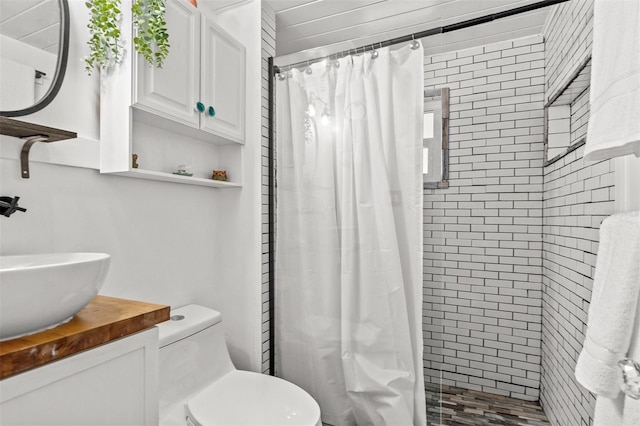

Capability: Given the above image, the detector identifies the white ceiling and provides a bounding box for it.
[0,0,555,66]
[0,0,60,54]
[267,0,554,65]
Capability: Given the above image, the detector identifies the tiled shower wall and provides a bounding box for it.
[261,2,275,375]
[540,1,615,424]
[422,34,546,400]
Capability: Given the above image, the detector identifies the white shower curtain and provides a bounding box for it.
[275,42,426,426]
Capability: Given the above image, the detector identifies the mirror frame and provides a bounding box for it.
[0,0,70,117]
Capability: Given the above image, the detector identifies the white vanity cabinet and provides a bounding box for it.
[134,0,245,144]
[100,0,248,188]
[0,328,159,426]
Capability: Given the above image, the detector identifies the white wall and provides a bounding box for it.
[0,0,264,372]
[0,159,219,305]
[204,0,265,372]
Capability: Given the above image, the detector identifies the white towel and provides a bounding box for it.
[593,303,640,426]
[575,212,640,399]
[584,0,640,161]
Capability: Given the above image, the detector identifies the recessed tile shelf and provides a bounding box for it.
[543,56,591,165]
[115,168,242,188]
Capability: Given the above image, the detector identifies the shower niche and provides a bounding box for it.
[544,56,591,165]
[99,0,246,188]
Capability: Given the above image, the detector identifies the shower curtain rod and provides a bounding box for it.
[273,0,568,73]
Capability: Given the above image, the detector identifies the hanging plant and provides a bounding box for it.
[84,0,170,75]
[132,0,170,67]
[85,0,123,74]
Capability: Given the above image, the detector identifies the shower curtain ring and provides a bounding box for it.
[410,34,420,50]
[371,43,379,59]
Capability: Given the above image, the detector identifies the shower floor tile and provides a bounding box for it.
[426,384,550,425]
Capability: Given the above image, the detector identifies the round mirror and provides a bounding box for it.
[0,0,69,117]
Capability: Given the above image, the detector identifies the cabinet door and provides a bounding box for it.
[134,0,200,129]
[0,328,159,426]
[200,15,245,143]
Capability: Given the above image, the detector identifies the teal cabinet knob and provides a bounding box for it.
[207,106,215,117]
[196,102,205,113]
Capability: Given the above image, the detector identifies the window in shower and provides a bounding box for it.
[423,87,449,189]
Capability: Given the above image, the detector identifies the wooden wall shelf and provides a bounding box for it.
[0,117,76,142]
[0,117,77,178]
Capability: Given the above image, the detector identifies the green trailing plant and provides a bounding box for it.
[85,0,122,74]
[85,0,170,75]
[132,0,170,68]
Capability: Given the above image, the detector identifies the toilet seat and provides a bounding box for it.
[185,370,321,426]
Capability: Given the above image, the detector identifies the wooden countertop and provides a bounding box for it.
[0,295,170,379]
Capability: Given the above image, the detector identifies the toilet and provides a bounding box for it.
[158,304,321,426]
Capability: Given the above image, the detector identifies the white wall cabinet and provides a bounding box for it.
[134,0,200,130]
[100,0,246,188]
[0,328,159,426]
[134,0,245,144]
[199,16,245,142]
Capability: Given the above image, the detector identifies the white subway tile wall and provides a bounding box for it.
[261,3,276,375]
[540,1,614,424]
[541,145,612,425]
[570,87,590,146]
[544,0,594,105]
[547,105,571,159]
[423,34,546,401]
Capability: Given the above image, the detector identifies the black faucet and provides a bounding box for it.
[0,196,27,217]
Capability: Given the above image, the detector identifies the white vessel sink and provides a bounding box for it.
[0,253,111,341]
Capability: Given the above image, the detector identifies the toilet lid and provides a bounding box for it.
[186,370,321,426]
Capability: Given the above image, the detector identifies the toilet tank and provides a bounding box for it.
[158,305,235,419]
